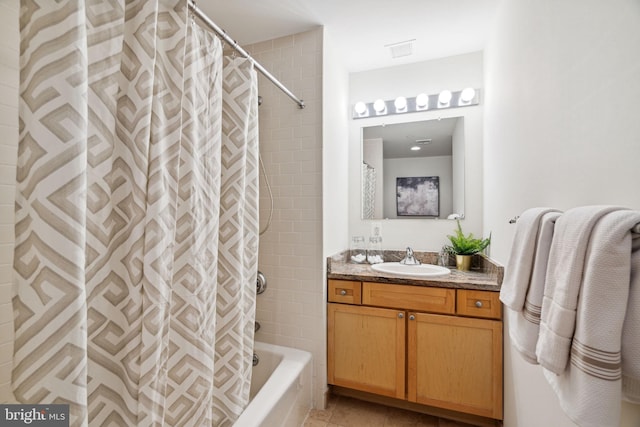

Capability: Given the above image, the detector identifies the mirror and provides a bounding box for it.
[361,117,465,220]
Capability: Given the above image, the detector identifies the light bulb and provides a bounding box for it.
[373,99,386,113]
[354,101,367,115]
[416,93,429,108]
[438,90,452,105]
[460,88,476,103]
[394,96,407,111]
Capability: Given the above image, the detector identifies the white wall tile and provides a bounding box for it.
[249,26,326,408]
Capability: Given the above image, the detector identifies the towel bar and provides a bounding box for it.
[508,216,640,234]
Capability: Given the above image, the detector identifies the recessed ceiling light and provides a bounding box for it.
[411,146,421,151]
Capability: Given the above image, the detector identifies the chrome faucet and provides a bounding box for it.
[399,247,421,265]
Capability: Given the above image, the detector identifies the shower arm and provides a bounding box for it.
[188,0,305,109]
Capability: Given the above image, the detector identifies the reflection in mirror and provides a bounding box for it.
[361,117,465,220]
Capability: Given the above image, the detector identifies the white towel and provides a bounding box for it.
[505,210,561,363]
[539,208,640,427]
[500,207,562,311]
[623,234,640,403]
[536,205,624,374]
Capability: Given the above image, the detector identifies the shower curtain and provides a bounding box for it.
[12,1,258,426]
[362,162,376,219]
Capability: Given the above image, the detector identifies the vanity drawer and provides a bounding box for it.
[456,289,502,320]
[362,282,455,314]
[328,280,362,304]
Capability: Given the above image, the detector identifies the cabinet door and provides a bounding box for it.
[407,312,503,419]
[327,303,405,399]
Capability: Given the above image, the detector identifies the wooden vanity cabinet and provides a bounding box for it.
[327,279,503,421]
[408,312,502,419]
[327,303,406,399]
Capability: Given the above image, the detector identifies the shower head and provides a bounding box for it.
[258,95,263,106]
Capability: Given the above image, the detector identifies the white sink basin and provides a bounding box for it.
[370,262,451,278]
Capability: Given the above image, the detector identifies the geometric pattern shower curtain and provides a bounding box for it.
[213,56,259,426]
[12,1,258,425]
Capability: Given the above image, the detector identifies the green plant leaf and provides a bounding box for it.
[445,220,491,255]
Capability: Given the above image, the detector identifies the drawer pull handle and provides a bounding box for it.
[340,289,347,296]
[398,313,404,319]
[409,314,415,321]
[475,300,483,308]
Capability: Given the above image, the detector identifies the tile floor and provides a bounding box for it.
[303,394,480,427]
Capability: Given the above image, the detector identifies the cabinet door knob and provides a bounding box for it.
[475,300,483,308]
[398,313,404,319]
[340,289,347,296]
[409,314,415,321]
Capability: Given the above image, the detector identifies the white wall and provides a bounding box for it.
[321,26,350,407]
[484,1,640,425]
[0,0,18,404]
[349,52,484,251]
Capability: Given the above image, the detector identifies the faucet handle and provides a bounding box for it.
[400,246,420,265]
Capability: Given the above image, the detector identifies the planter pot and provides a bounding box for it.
[455,254,472,271]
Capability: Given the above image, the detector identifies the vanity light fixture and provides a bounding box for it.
[373,99,387,114]
[415,93,429,110]
[460,87,476,103]
[352,88,480,119]
[354,101,368,116]
[438,90,452,106]
[394,96,407,112]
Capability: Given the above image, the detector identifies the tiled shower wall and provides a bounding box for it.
[245,27,326,407]
[0,0,18,404]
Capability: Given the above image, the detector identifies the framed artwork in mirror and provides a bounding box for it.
[396,176,440,217]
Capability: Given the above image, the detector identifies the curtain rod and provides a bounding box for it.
[187,1,305,109]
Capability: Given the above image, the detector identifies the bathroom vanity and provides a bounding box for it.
[326,251,503,426]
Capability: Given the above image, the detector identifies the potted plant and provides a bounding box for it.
[444,220,491,271]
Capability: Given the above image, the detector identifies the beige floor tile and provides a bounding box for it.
[329,396,388,427]
[438,418,477,427]
[303,395,487,427]
[416,413,440,427]
[383,406,422,426]
[303,418,329,427]
[308,408,333,422]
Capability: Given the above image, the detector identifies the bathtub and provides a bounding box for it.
[233,341,312,427]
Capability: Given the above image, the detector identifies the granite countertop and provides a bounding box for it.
[327,250,503,292]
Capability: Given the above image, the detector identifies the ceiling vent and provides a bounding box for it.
[385,39,415,59]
